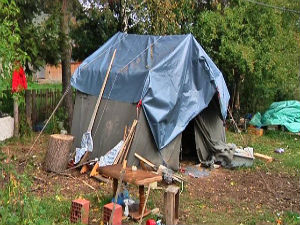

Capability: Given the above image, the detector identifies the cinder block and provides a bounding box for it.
[103,203,123,225]
[70,199,90,224]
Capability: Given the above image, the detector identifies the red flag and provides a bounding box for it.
[12,66,27,93]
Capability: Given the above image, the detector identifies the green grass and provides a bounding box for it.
[0,81,61,91]
[26,82,62,90]
[0,153,72,225]
[226,130,300,174]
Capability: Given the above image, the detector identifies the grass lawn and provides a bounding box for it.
[0,81,61,91]
[0,130,299,225]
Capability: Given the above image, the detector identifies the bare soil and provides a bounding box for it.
[1,135,299,224]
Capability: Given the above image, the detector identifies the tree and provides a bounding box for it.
[15,0,61,75]
[71,2,118,61]
[60,0,74,131]
[193,0,300,115]
[0,0,29,137]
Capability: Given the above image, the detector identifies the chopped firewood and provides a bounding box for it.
[80,164,89,174]
[90,163,99,177]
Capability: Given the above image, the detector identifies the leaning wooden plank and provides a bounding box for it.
[122,128,136,163]
[123,125,128,141]
[79,49,117,165]
[115,120,138,164]
[254,153,273,162]
[134,153,156,169]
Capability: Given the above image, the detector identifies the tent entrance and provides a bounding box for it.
[180,119,199,163]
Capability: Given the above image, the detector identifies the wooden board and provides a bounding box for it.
[98,164,162,186]
[254,153,273,162]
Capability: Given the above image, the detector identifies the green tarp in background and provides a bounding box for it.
[250,100,300,133]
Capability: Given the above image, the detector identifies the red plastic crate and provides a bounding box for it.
[70,199,90,224]
[103,203,122,225]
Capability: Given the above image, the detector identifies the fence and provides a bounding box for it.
[25,89,63,128]
[0,88,66,128]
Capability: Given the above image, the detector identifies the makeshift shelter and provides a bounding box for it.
[71,32,233,170]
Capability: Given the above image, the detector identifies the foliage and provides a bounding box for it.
[0,0,29,87]
[0,158,72,225]
[14,0,61,74]
[71,3,118,61]
[193,0,300,113]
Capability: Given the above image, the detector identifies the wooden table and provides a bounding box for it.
[98,164,162,220]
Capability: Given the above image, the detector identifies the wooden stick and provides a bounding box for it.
[109,160,127,225]
[123,125,128,141]
[65,159,97,172]
[138,184,151,225]
[114,120,138,164]
[134,153,156,169]
[121,128,136,163]
[87,49,117,132]
[79,49,117,165]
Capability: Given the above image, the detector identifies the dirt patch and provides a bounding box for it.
[1,134,299,224]
[186,168,299,214]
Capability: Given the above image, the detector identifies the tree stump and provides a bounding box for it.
[44,134,74,172]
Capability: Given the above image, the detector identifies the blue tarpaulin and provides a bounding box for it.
[71,32,230,149]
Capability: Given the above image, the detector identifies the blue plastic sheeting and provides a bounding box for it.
[250,100,300,133]
[71,32,230,149]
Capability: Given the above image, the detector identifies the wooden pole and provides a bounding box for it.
[78,49,117,166]
[87,49,117,133]
[138,184,151,225]
[109,160,127,225]
[13,97,19,137]
[25,90,32,129]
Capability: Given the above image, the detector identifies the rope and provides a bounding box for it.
[92,36,163,137]
[243,0,300,15]
[81,34,128,70]
[26,85,71,156]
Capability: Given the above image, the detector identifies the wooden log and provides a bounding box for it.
[13,97,19,137]
[25,90,32,128]
[44,134,74,172]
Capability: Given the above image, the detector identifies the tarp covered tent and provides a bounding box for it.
[70,32,233,170]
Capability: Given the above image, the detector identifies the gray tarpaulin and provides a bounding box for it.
[71,92,181,170]
[71,32,230,150]
[194,96,234,167]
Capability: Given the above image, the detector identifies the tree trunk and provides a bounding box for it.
[232,72,242,124]
[13,97,19,137]
[44,134,74,172]
[61,0,74,132]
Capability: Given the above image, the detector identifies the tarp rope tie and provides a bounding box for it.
[92,36,163,137]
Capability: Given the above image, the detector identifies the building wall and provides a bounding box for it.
[37,62,81,83]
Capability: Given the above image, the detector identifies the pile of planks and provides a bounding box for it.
[113,120,138,165]
[89,119,138,179]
